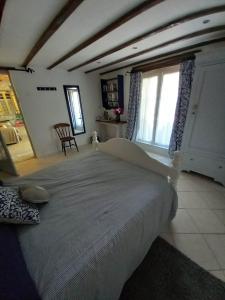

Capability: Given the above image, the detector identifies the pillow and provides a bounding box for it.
[0,187,40,224]
[0,224,41,300]
[19,185,49,204]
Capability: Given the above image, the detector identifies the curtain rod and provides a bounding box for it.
[0,66,35,73]
[132,51,199,73]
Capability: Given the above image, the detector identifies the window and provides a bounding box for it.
[63,85,86,136]
[136,66,179,149]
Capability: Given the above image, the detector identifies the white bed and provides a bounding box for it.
[12,138,180,300]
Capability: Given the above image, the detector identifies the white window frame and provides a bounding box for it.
[136,65,180,156]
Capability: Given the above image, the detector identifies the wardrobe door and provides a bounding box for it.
[182,62,225,184]
[190,63,225,155]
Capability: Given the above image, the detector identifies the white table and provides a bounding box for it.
[96,120,127,141]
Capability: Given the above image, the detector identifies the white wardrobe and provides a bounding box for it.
[181,50,225,186]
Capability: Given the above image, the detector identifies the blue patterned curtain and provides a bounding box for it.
[126,72,142,140]
[168,60,195,157]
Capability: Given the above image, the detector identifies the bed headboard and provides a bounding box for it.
[98,138,181,188]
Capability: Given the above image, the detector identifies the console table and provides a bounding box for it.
[96,120,127,141]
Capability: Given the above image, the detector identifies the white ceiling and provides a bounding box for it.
[1,0,225,74]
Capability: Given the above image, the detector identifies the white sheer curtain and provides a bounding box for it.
[155,72,179,147]
[136,67,179,149]
[136,76,158,143]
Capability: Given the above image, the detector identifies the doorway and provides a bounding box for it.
[0,72,34,163]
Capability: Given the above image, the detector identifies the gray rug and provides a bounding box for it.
[120,237,225,300]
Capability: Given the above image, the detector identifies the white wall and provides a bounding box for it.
[10,67,101,157]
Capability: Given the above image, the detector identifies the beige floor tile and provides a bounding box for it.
[210,270,225,282]
[214,184,225,193]
[177,180,195,192]
[198,191,225,209]
[213,210,225,226]
[187,209,225,233]
[162,233,220,270]
[204,235,225,269]
[178,191,208,209]
[162,209,199,233]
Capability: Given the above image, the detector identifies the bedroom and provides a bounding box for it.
[0,0,225,299]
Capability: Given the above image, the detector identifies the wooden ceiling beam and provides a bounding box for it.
[0,0,6,25]
[68,5,225,71]
[98,36,225,75]
[47,0,165,69]
[85,25,225,73]
[22,0,84,67]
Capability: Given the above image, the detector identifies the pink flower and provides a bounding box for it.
[113,107,123,115]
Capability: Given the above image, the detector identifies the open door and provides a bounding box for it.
[0,72,34,163]
[0,131,18,176]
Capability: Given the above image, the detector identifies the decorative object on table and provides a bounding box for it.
[101,75,124,109]
[92,131,99,150]
[53,123,79,156]
[113,107,123,122]
[19,185,49,204]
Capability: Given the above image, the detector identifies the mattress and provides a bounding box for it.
[12,151,177,300]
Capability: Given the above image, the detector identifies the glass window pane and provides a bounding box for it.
[137,76,158,143]
[155,72,179,147]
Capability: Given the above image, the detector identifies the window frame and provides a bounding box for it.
[137,65,180,151]
[63,85,86,136]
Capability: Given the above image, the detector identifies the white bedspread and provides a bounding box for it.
[13,151,177,300]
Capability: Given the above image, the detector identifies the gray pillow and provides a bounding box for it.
[19,185,49,204]
[0,187,40,224]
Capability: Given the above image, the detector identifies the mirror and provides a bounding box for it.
[63,85,86,136]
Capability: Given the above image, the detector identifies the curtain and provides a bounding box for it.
[168,60,195,157]
[126,72,142,140]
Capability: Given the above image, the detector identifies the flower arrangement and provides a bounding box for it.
[113,107,123,122]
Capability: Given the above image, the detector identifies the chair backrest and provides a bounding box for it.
[53,123,72,139]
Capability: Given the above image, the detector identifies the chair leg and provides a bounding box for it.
[62,142,66,156]
[74,138,79,152]
[69,140,71,148]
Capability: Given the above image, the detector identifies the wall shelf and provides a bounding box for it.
[101,75,124,109]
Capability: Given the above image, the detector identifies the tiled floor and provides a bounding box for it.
[16,145,94,177]
[1,146,225,282]
[161,172,225,282]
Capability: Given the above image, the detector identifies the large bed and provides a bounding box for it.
[10,139,179,300]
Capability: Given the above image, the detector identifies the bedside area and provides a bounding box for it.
[96,120,127,141]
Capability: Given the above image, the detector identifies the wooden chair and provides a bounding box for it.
[53,123,79,156]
